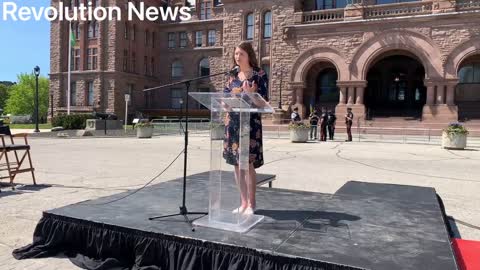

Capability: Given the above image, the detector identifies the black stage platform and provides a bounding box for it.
[14,172,458,270]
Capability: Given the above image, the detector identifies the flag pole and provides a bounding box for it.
[67,21,72,115]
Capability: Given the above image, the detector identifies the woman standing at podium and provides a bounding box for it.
[223,42,269,215]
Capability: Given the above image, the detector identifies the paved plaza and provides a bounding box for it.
[1,135,479,269]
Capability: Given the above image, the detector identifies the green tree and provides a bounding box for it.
[5,73,49,119]
[0,84,10,111]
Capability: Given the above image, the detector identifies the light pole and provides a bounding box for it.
[124,94,130,133]
[276,66,286,109]
[33,66,40,132]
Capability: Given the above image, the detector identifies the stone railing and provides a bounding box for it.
[456,0,480,10]
[364,1,433,18]
[301,9,345,23]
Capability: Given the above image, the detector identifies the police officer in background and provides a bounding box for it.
[345,107,354,142]
[327,109,337,140]
[309,109,319,140]
[291,107,301,123]
[320,107,328,141]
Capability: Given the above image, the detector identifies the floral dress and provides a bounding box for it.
[223,67,269,169]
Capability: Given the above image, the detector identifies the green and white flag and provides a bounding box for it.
[70,23,76,47]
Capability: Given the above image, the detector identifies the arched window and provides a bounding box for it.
[245,13,254,40]
[459,63,480,83]
[172,61,184,78]
[199,58,210,76]
[263,11,272,39]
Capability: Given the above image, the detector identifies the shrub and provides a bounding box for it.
[443,122,469,136]
[288,122,310,130]
[52,114,94,130]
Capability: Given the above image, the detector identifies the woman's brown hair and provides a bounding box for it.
[231,41,259,69]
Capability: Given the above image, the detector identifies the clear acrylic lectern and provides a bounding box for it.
[189,92,274,233]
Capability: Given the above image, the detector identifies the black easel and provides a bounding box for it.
[145,68,237,231]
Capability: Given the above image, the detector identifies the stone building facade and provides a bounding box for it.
[50,0,480,123]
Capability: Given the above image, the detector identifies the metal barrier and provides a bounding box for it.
[150,120,480,147]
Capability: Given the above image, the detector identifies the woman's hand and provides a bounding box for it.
[242,80,257,93]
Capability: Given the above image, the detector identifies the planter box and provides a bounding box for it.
[136,126,154,138]
[290,129,309,143]
[85,119,123,130]
[442,132,467,149]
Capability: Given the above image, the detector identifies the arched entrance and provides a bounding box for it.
[365,52,426,118]
[304,62,339,114]
[456,54,480,120]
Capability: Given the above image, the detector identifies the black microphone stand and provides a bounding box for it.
[145,69,236,231]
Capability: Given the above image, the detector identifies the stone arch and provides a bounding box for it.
[444,37,480,79]
[291,47,349,83]
[350,30,443,80]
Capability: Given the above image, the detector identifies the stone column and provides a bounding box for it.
[436,85,445,105]
[347,87,354,105]
[356,87,365,105]
[426,84,435,105]
[339,87,347,104]
[446,83,457,106]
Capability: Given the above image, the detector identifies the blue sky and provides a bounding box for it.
[0,0,50,82]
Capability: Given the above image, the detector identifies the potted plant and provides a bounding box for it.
[136,121,154,138]
[288,122,310,143]
[442,122,468,150]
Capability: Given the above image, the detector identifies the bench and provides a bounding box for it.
[256,173,276,188]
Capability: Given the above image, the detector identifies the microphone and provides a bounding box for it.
[228,65,240,76]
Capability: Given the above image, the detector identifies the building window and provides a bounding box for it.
[186,0,195,7]
[88,0,99,7]
[208,30,216,46]
[152,31,155,48]
[459,63,480,83]
[315,0,348,9]
[145,30,149,46]
[179,32,187,48]
[144,56,148,75]
[123,49,128,72]
[70,0,79,8]
[199,58,210,76]
[200,1,212,20]
[88,21,98,38]
[87,48,98,70]
[261,63,270,79]
[87,81,94,106]
[131,52,136,73]
[127,83,134,106]
[124,22,129,39]
[246,13,254,40]
[145,88,154,109]
[72,49,80,71]
[263,11,272,39]
[151,57,155,76]
[73,22,80,40]
[70,82,77,106]
[195,31,203,47]
[168,32,176,48]
[171,88,183,109]
[172,61,183,78]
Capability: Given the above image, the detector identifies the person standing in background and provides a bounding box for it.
[327,109,337,140]
[345,108,353,142]
[309,109,319,140]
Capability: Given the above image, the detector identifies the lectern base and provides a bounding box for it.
[193,211,264,233]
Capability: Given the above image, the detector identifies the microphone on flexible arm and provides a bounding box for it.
[228,65,240,76]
